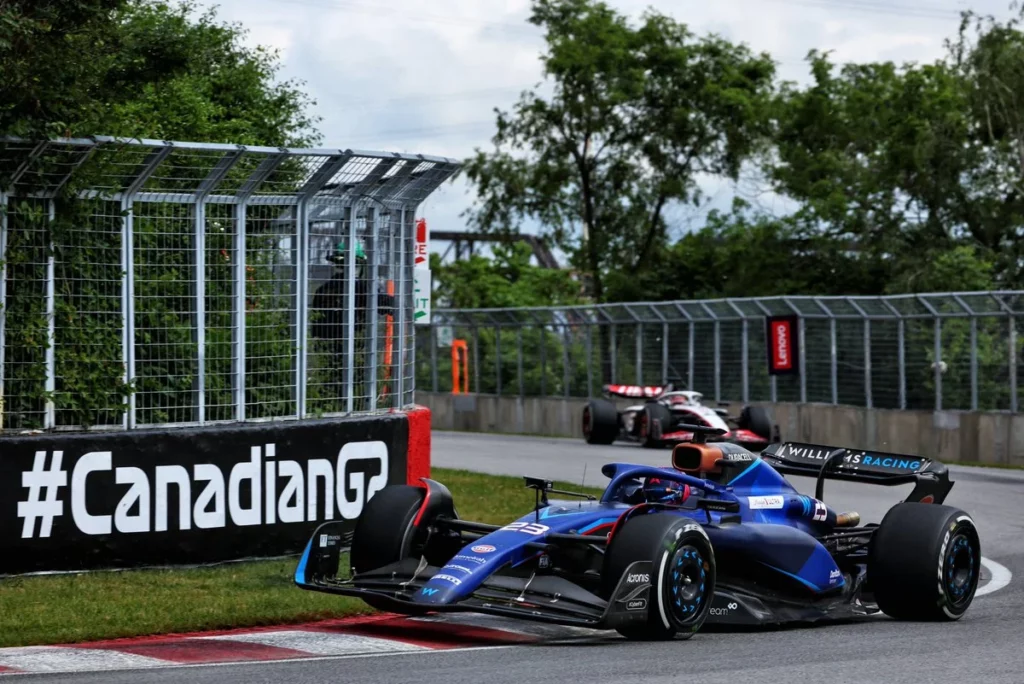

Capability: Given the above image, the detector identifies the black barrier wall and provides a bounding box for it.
[0,414,409,575]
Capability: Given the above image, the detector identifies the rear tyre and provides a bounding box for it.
[583,399,619,444]
[602,514,716,640]
[349,484,431,615]
[738,405,772,440]
[639,403,672,448]
[868,502,981,621]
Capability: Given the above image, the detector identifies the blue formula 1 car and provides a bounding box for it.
[295,425,982,641]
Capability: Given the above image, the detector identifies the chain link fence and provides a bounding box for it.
[0,137,458,432]
[417,293,1024,413]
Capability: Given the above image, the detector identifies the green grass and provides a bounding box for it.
[0,467,605,649]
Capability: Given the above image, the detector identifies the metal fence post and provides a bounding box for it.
[798,316,807,403]
[539,323,546,395]
[714,320,721,403]
[1010,316,1018,413]
[496,325,502,396]
[897,317,905,409]
[610,323,617,382]
[562,324,570,397]
[193,198,207,424]
[366,205,379,411]
[473,325,480,395]
[934,317,943,411]
[430,321,438,392]
[688,321,695,390]
[830,317,838,405]
[517,327,524,397]
[345,207,357,414]
[44,200,56,429]
[296,198,310,417]
[233,202,247,421]
[970,317,978,411]
[121,199,136,429]
[864,319,872,409]
[662,322,669,386]
[741,318,749,403]
[396,207,409,408]
[630,321,638,385]
[586,323,593,397]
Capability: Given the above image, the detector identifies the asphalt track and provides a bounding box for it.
[22,431,1024,684]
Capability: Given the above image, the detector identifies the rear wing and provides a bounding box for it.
[602,384,668,399]
[760,442,954,505]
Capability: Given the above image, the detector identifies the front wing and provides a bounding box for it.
[294,526,655,631]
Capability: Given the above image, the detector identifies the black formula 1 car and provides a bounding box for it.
[582,384,780,450]
[295,425,981,641]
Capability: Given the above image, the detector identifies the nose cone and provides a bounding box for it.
[413,577,463,605]
[412,545,506,605]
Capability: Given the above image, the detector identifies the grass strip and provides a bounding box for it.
[0,467,605,648]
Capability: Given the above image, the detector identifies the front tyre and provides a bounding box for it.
[868,502,981,621]
[738,405,772,440]
[602,513,716,640]
[639,403,672,449]
[349,484,431,614]
[583,399,619,444]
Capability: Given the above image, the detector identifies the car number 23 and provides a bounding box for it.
[499,521,550,535]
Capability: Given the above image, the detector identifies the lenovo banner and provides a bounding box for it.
[0,412,426,575]
[765,315,800,376]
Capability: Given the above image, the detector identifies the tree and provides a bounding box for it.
[948,6,1024,283]
[0,0,128,140]
[603,199,891,302]
[94,0,319,146]
[0,0,318,147]
[460,0,777,381]
[1,1,321,429]
[766,6,1024,290]
[769,52,973,264]
[431,242,584,310]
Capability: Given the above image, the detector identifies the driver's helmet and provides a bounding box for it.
[642,477,690,504]
[666,394,690,406]
[327,240,367,264]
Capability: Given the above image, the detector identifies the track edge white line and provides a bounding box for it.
[977,556,1012,597]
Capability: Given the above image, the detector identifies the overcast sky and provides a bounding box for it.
[194,0,1014,252]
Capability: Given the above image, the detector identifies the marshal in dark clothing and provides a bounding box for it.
[310,240,395,403]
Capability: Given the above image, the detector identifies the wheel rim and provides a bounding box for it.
[945,532,978,607]
[582,407,592,437]
[667,543,707,625]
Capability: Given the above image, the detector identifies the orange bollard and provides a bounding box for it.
[452,339,469,394]
[381,279,395,401]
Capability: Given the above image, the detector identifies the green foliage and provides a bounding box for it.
[431,242,584,310]
[603,198,892,302]
[460,0,777,305]
[0,0,128,140]
[95,0,320,147]
[420,242,595,396]
[1,1,319,429]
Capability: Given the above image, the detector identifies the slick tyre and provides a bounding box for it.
[738,405,772,440]
[583,399,619,444]
[602,514,716,640]
[868,502,981,621]
[639,403,672,448]
[349,484,431,615]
